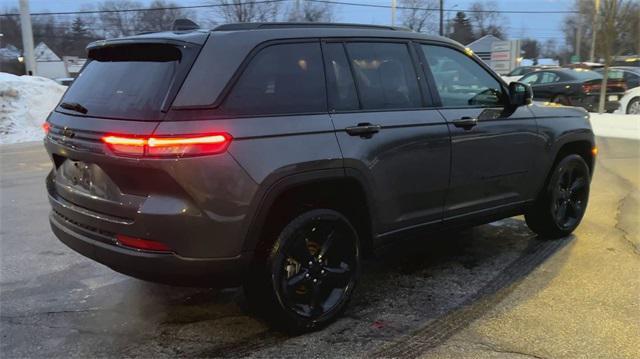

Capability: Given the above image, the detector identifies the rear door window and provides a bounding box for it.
[59,43,193,120]
[323,42,359,111]
[345,42,422,110]
[222,42,326,115]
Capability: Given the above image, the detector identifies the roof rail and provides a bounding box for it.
[213,22,410,32]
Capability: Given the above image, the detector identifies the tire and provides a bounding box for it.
[525,154,590,239]
[243,209,360,333]
[552,94,571,106]
[627,97,640,114]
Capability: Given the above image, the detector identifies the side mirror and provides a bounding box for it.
[509,82,533,107]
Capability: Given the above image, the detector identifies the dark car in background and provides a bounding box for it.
[595,66,640,89]
[520,68,626,112]
[44,23,596,332]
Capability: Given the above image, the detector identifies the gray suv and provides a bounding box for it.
[44,23,595,332]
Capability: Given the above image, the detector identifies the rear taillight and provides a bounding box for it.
[116,234,172,252]
[42,122,50,134]
[102,133,232,158]
[582,83,600,93]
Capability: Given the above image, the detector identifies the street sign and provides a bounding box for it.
[490,40,521,75]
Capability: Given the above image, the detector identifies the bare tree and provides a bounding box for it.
[214,0,281,23]
[98,0,144,37]
[287,0,334,22]
[469,0,506,39]
[596,0,628,113]
[137,0,195,32]
[399,0,438,33]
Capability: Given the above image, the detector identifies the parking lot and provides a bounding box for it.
[1,136,638,358]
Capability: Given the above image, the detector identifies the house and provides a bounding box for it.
[466,34,503,62]
[62,56,87,78]
[34,42,67,79]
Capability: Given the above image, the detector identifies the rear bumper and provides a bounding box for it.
[573,95,621,113]
[50,210,249,287]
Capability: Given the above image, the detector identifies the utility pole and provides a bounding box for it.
[576,20,582,62]
[589,0,600,62]
[19,0,36,76]
[391,0,396,26]
[295,0,301,21]
[439,0,444,36]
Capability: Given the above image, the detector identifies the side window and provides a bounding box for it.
[323,43,359,111]
[223,42,326,115]
[624,72,640,88]
[539,72,560,84]
[422,45,505,107]
[520,72,540,85]
[345,42,422,110]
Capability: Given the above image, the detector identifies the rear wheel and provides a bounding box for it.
[627,97,640,114]
[525,154,590,239]
[244,209,360,333]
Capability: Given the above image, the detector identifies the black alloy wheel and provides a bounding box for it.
[550,160,589,230]
[525,154,591,239]
[245,209,360,332]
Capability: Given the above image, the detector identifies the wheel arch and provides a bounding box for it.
[536,138,595,199]
[242,170,377,259]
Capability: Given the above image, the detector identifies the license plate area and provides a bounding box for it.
[57,159,120,199]
[608,95,619,101]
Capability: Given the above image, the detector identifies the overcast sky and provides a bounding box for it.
[0,0,571,45]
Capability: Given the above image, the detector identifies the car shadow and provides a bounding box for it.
[0,218,574,358]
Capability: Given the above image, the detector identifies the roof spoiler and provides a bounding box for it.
[173,19,200,31]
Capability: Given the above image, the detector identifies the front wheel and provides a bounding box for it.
[244,209,360,333]
[627,97,640,114]
[525,154,590,239]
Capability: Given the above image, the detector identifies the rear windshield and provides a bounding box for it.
[59,43,190,120]
[568,69,602,81]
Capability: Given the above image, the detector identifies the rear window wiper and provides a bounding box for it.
[59,102,88,114]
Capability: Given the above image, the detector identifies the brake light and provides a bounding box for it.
[42,122,50,134]
[116,234,172,252]
[101,133,232,157]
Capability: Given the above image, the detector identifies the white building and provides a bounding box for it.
[34,42,67,79]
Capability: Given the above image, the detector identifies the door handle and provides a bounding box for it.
[452,116,478,130]
[345,123,381,138]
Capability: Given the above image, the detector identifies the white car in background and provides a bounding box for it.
[615,86,640,115]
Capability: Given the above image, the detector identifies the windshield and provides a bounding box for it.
[59,43,190,120]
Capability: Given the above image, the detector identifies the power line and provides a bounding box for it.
[0,0,287,17]
[305,0,580,14]
[0,0,580,17]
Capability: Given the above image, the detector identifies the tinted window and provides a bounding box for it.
[345,42,422,110]
[624,71,640,88]
[323,43,359,111]
[568,69,602,81]
[539,72,561,84]
[520,72,540,84]
[508,67,530,76]
[223,43,326,115]
[60,44,186,120]
[422,45,505,107]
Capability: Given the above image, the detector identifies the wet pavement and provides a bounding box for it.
[1,137,638,358]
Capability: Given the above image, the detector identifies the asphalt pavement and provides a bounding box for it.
[1,137,638,358]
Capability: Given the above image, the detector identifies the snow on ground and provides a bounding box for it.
[589,113,640,140]
[0,72,66,144]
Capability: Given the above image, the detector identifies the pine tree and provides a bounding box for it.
[449,12,475,45]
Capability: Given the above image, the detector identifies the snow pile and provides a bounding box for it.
[589,113,640,140]
[0,72,66,144]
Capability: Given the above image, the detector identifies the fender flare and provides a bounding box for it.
[240,168,378,254]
